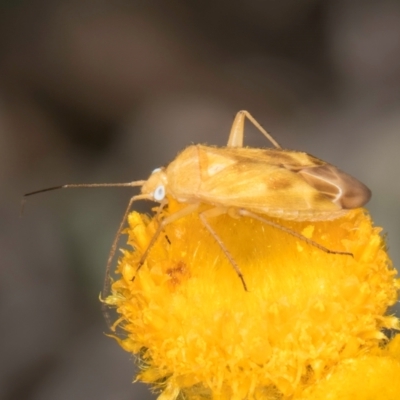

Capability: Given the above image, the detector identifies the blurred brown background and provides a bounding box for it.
[2,0,400,399]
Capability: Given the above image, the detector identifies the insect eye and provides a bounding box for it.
[152,167,161,174]
[153,185,165,201]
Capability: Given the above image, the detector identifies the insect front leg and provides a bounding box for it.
[227,110,282,149]
[237,209,354,257]
[102,193,152,328]
[198,207,248,291]
[132,203,200,280]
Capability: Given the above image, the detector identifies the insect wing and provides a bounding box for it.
[195,146,367,217]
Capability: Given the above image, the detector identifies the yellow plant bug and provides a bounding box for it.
[22,111,371,291]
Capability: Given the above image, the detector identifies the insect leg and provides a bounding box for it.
[102,193,151,322]
[155,197,169,219]
[227,110,282,149]
[238,209,354,257]
[199,208,248,291]
[133,203,200,280]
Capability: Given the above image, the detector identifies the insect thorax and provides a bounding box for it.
[165,146,203,202]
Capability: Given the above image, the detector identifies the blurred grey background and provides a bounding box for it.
[2,0,400,399]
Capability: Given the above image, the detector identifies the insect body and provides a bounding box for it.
[135,111,370,289]
[145,145,369,221]
[23,111,371,291]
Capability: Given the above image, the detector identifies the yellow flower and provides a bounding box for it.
[105,197,399,400]
[300,334,400,400]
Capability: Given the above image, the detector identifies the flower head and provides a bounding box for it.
[105,197,399,400]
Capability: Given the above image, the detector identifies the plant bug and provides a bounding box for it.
[22,111,371,292]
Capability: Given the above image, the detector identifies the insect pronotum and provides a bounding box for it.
[23,111,371,292]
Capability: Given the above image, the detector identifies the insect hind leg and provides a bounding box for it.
[227,110,282,149]
[199,208,248,291]
[238,209,353,257]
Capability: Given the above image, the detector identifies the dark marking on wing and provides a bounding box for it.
[298,164,371,209]
[266,177,293,191]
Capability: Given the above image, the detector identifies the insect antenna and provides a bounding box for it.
[20,181,146,216]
